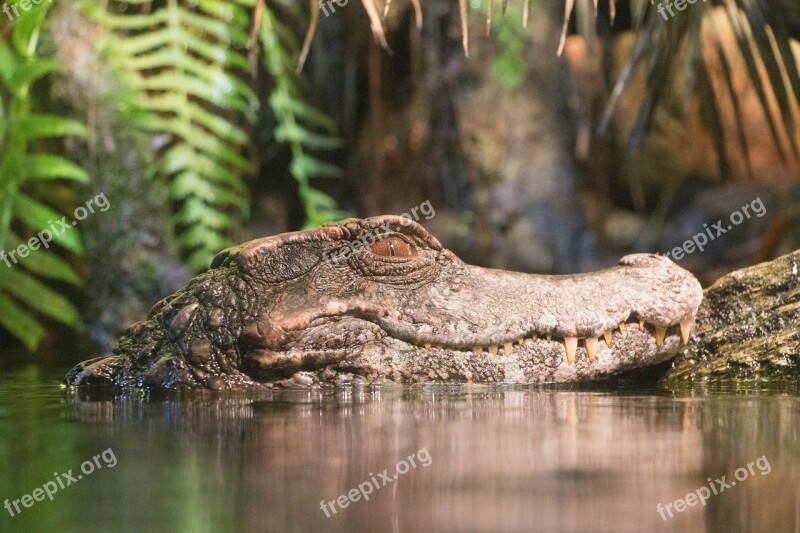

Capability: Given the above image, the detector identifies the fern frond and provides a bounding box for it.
[260,1,349,228]
[98,0,257,272]
[0,4,86,351]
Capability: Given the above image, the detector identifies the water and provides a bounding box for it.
[1,365,799,532]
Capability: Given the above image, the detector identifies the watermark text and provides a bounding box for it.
[664,197,765,261]
[319,447,432,518]
[656,455,771,521]
[1,192,110,269]
[4,448,118,518]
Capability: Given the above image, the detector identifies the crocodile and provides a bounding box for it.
[65,215,703,390]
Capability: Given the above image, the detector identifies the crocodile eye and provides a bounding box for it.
[370,237,416,257]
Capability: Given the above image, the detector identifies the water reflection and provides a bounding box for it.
[1,371,799,532]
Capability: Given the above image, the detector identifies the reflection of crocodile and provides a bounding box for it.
[65,216,703,390]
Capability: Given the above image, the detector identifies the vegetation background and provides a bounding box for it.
[0,0,798,365]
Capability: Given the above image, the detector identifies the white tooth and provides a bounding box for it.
[585,337,598,362]
[564,336,577,365]
[603,330,612,347]
[655,325,667,347]
[472,346,483,355]
[504,342,513,354]
[656,326,667,346]
[546,334,552,341]
[424,343,431,349]
[618,322,626,333]
[488,345,498,355]
[639,318,645,331]
[517,338,524,346]
[680,319,692,344]
[435,344,443,349]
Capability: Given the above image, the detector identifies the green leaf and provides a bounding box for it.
[13,194,84,254]
[0,43,20,84]
[8,232,83,287]
[3,267,82,327]
[290,153,343,181]
[7,60,59,93]
[300,186,338,210]
[0,0,87,351]
[0,294,45,351]
[26,155,90,183]
[12,2,52,56]
[275,122,343,150]
[160,144,246,192]
[18,115,87,139]
[0,93,6,147]
[175,198,235,229]
[269,92,336,132]
[21,253,83,287]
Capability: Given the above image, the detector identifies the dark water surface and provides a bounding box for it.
[1,365,799,533]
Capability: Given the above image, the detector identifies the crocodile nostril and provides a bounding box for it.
[618,253,672,268]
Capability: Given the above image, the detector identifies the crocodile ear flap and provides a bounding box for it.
[224,226,346,283]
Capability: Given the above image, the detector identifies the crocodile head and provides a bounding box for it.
[65,216,703,390]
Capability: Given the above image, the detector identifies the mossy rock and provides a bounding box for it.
[663,250,800,384]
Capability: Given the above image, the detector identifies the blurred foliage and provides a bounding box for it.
[484,1,528,92]
[0,3,85,350]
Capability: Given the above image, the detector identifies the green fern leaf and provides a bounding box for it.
[0,294,46,351]
[27,155,90,183]
[13,194,83,254]
[8,232,83,286]
[0,4,87,351]
[17,115,87,139]
[260,3,349,226]
[100,0,256,271]
[3,268,82,328]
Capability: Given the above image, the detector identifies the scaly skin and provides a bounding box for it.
[65,216,703,390]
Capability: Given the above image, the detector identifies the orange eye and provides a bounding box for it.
[370,237,415,257]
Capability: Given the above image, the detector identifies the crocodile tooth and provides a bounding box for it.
[618,322,626,333]
[424,343,431,349]
[585,337,598,362]
[435,344,443,349]
[517,338,524,346]
[655,325,667,347]
[504,342,513,354]
[546,334,552,341]
[680,319,692,344]
[603,330,612,347]
[564,337,578,365]
[639,318,645,330]
[472,346,483,355]
[488,345,498,355]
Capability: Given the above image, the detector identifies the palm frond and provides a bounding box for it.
[590,0,800,176]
